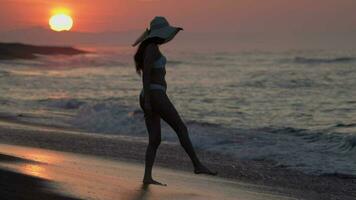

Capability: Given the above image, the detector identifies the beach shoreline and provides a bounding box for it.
[0,118,355,200]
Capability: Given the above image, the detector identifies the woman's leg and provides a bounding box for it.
[155,94,201,168]
[140,93,166,185]
[155,93,217,175]
[143,112,164,184]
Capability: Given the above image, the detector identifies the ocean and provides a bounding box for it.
[0,45,355,176]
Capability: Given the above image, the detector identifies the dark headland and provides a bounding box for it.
[0,42,87,60]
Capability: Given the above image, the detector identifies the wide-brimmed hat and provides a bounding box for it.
[132,16,183,47]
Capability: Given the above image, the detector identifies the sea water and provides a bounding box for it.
[0,46,355,176]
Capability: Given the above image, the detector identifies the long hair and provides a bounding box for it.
[134,37,164,75]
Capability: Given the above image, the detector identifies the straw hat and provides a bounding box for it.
[132,16,183,47]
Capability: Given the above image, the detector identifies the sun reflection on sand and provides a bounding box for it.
[19,151,62,179]
[22,163,48,179]
[24,152,59,164]
[1,146,64,180]
[0,145,62,164]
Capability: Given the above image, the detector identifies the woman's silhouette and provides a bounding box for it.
[133,16,217,186]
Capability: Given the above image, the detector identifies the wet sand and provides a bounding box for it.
[0,144,296,200]
[0,150,80,200]
[0,117,355,200]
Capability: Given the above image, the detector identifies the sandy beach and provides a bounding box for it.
[0,143,298,200]
[0,117,355,200]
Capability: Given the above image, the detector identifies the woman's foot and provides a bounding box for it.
[143,178,167,186]
[194,165,218,176]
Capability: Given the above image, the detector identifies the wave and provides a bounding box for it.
[334,123,356,128]
[265,126,356,152]
[294,56,355,64]
[52,100,240,158]
[69,99,356,157]
[36,97,356,176]
[0,70,10,77]
[40,97,356,155]
[320,172,356,179]
[338,135,356,152]
[38,98,86,109]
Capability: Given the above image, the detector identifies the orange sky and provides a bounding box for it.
[0,0,355,34]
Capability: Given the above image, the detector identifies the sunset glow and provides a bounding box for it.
[49,8,73,32]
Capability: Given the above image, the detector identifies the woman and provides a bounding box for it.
[133,16,217,186]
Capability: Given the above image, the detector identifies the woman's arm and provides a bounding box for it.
[142,43,159,112]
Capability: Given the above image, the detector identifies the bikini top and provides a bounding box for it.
[153,55,166,70]
[150,55,167,89]
[141,55,167,95]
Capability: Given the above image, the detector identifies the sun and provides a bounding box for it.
[49,13,73,32]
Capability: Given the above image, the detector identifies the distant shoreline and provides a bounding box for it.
[0,42,87,60]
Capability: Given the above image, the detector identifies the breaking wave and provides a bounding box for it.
[294,56,355,64]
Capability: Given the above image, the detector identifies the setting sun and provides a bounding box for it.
[49,13,73,32]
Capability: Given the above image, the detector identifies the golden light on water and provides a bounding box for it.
[49,8,73,32]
